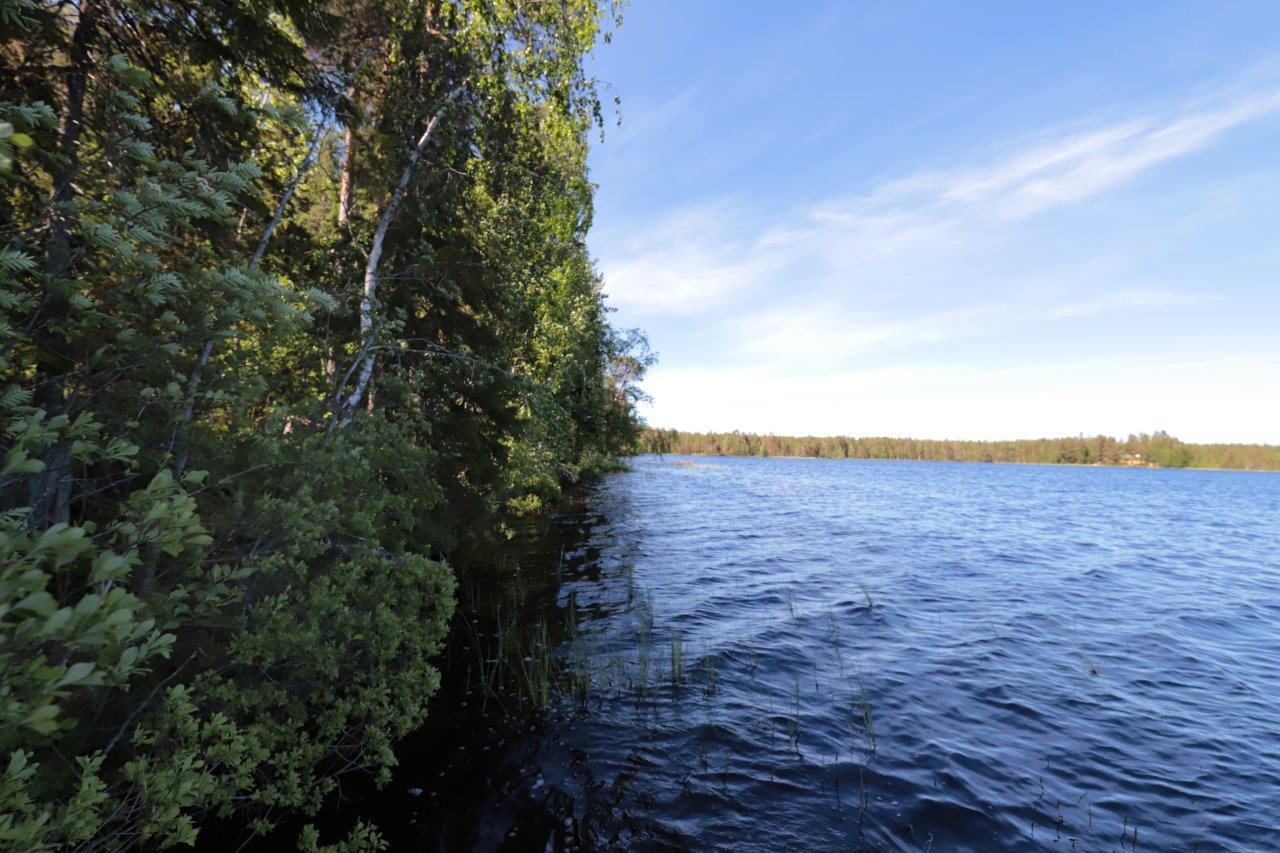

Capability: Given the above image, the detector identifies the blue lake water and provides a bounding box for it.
[326,456,1280,850]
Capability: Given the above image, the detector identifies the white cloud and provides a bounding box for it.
[1045,289,1212,319]
[735,304,998,363]
[728,289,1213,367]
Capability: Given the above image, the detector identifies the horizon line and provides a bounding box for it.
[642,426,1280,448]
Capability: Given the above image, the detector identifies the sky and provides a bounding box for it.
[583,1,1280,444]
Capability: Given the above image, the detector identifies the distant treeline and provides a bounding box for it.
[640,429,1280,471]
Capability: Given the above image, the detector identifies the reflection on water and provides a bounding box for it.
[312,456,1280,851]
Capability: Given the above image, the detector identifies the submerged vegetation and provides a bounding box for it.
[643,429,1280,470]
[1,0,647,847]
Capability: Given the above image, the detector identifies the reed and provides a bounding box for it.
[637,637,652,696]
[608,651,626,693]
[670,633,685,687]
[854,675,877,758]
[1073,638,1101,676]
[565,590,578,640]
[744,636,761,677]
[569,635,592,700]
[788,679,802,748]
[513,618,552,708]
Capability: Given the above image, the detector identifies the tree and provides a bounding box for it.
[2,0,638,846]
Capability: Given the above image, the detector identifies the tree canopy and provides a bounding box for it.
[1,0,646,847]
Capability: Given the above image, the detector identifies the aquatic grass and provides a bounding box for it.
[859,581,875,609]
[456,615,494,709]
[490,598,519,694]
[457,585,580,712]
[608,651,626,693]
[743,635,761,678]
[1121,815,1139,852]
[569,635,592,700]
[701,649,718,697]
[853,674,877,759]
[788,679,802,750]
[698,722,712,772]
[635,598,654,653]
[1072,638,1101,677]
[670,633,685,687]
[830,757,842,812]
[565,590,578,640]
[636,638,652,696]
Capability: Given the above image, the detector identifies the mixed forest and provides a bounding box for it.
[1,0,646,848]
[643,429,1280,471]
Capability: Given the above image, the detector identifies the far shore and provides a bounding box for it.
[635,450,1280,473]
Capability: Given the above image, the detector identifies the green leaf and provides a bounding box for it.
[24,704,61,735]
[43,606,72,635]
[16,591,57,617]
[55,661,96,688]
[3,447,45,476]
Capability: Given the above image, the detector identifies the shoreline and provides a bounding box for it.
[634,452,1280,473]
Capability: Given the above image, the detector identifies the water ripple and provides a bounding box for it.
[537,457,1280,851]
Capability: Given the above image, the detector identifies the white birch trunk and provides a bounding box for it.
[338,91,459,426]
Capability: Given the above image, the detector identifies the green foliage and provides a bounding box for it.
[1,0,643,848]
[298,820,388,853]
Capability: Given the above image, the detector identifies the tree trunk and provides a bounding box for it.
[250,126,324,269]
[338,80,358,225]
[28,0,100,529]
[338,123,355,225]
[338,91,458,427]
[43,0,98,282]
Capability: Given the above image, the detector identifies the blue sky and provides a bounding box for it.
[585,2,1280,443]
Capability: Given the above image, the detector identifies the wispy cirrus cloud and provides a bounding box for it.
[600,81,1280,316]
[599,201,784,314]
[730,289,1216,367]
[770,85,1280,271]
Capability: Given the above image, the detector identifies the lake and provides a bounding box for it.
[312,456,1280,850]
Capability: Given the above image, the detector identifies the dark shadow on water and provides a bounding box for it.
[200,490,636,851]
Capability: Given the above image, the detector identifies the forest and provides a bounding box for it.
[1,0,645,848]
[642,429,1280,471]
